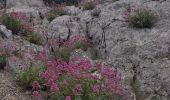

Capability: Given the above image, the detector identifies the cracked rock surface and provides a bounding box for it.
[48,0,170,99]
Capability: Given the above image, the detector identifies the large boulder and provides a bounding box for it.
[6,7,48,25]
[48,15,85,41]
[48,0,170,99]
[6,0,44,7]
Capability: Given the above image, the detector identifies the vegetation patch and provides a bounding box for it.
[47,8,66,22]
[125,8,157,28]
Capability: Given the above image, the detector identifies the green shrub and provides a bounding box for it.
[17,64,45,89]
[43,0,78,6]
[83,2,96,10]
[47,8,66,22]
[128,9,157,28]
[0,14,45,45]
[54,47,72,62]
[0,14,23,34]
[25,32,45,45]
[74,41,89,51]
[0,55,7,69]
[91,9,101,17]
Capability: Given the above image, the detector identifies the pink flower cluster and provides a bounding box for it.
[32,52,122,99]
[63,35,90,50]
[9,11,34,34]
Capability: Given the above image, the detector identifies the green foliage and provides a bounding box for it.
[47,8,66,22]
[43,0,78,6]
[74,41,89,51]
[0,55,7,69]
[91,9,101,17]
[54,47,72,62]
[0,56,6,64]
[0,14,45,45]
[52,74,114,100]
[17,64,45,89]
[112,0,119,2]
[0,14,22,34]
[83,2,96,10]
[25,32,45,45]
[128,9,157,28]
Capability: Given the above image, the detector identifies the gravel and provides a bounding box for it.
[0,70,32,100]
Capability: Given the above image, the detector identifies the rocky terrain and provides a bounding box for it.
[0,0,170,100]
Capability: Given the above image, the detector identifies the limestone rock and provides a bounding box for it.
[48,0,170,99]
[0,25,12,39]
[6,0,44,7]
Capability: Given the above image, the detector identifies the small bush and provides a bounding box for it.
[83,2,96,10]
[127,9,157,28]
[0,55,7,70]
[91,9,101,17]
[54,47,72,62]
[47,8,66,22]
[0,14,23,34]
[25,32,45,45]
[32,58,122,100]
[1,13,45,45]
[64,35,90,51]
[17,64,45,89]
[74,41,89,51]
[43,0,78,6]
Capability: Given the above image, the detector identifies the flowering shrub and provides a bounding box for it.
[1,12,45,45]
[17,64,45,89]
[31,57,122,100]
[124,6,157,28]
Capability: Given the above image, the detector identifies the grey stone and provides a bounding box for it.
[0,25,12,39]
[48,0,170,99]
[6,0,44,7]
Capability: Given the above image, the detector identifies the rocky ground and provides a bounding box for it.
[0,70,32,100]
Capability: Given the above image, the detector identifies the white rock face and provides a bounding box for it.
[0,25,12,38]
[6,0,44,7]
[48,0,170,99]
[64,6,82,16]
[48,15,84,41]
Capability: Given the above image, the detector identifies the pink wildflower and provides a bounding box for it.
[65,96,71,100]
[93,84,100,95]
[32,91,41,100]
[50,83,59,93]
[75,84,82,93]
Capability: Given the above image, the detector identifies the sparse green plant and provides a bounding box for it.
[43,0,78,6]
[0,14,23,34]
[91,9,101,17]
[0,55,7,70]
[112,0,119,2]
[74,41,89,51]
[47,8,66,22]
[25,32,45,45]
[83,2,96,10]
[127,8,157,28]
[54,47,72,62]
[17,64,45,89]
